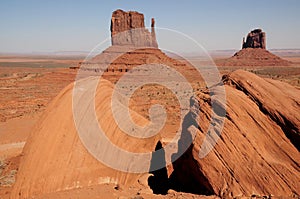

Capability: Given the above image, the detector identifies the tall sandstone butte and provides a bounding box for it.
[110,9,158,48]
[217,28,290,66]
[242,28,266,49]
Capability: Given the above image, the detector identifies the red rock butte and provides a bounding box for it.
[78,9,203,86]
[217,29,291,66]
[242,29,266,49]
[110,9,158,48]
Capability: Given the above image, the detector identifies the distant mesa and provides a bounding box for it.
[217,28,291,66]
[110,9,158,48]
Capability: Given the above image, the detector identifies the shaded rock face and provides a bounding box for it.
[169,111,215,195]
[242,29,266,49]
[148,141,169,195]
[169,70,300,198]
[110,9,158,48]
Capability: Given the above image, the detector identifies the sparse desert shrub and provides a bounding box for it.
[0,170,17,187]
[0,159,6,175]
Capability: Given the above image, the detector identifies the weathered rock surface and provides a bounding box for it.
[170,70,300,198]
[111,9,158,48]
[242,29,266,49]
[10,78,161,198]
[223,70,300,150]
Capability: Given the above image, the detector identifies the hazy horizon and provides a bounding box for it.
[1,0,300,54]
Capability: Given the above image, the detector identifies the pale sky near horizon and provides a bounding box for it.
[0,0,299,53]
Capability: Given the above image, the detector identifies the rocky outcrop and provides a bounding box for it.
[10,79,161,198]
[170,70,300,198]
[110,9,158,48]
[242,29,266,49]
[223,70,300,150]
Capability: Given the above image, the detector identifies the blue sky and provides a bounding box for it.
[0,0,299,53]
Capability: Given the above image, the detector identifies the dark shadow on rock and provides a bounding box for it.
[168,111,215,195]
[148,141,169,195]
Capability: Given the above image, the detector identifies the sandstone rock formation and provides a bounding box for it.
[242,29,266,49]
[10,78,162,198]
[11,70,300,198]
[217,29,291,66]
[77,9,161,70]
[110,9,158,48]
[170,70,300,198]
